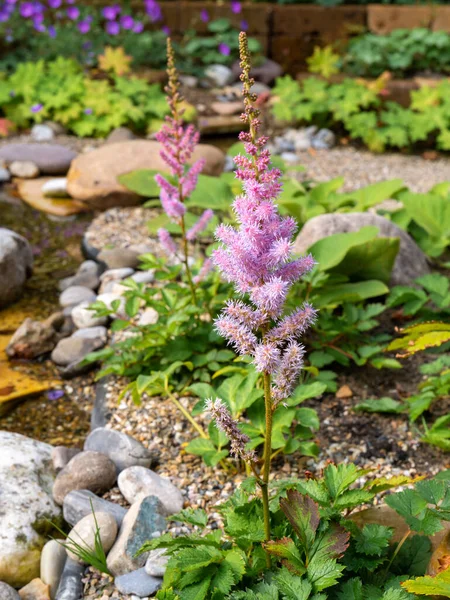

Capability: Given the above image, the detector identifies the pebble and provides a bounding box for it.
[71,302,107,329]
[18,578,50,599]
[130,271,155,285]
[311,128,336,150]
[280,151,298,164]
[9,160,39,178]
[145,549,168,578]
[179,74,198,88]
[54,558,85,600]
[59,261,101,292]
[40,540,67,600]
[0,143,76,175]
[106,496,166,576]
[136,307,159,327]
[97,248,140,270]
[31,124,55,142]
[59,286,96,308]
[66,512,117,564]
[105,127,136,144]
[118,466,183,516]
[0,582,20,600]
[114,568,162,597]
[0,166,11,182]
[72,326,108,343]
[51,335,105,367]
[84,428,154,473]
[204,64,233,87]
[53,451,117,505]
[51,447,81,472]
[96,293,126,319]
[63,490,127,528]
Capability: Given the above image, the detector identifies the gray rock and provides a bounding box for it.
[66,512,117,564]
[231,57,282,85]
[9,160,40,178]
[60,359,98,380]
[145,549,169,578]
[107,496,166,576]
[63,490,127,527]
[42,178,69,199]
[97,248,141,269]
[0,167,11,182]
[0,432,61,588]
[53,451,117,505]
[96,292,126,319]
[118,467,183,516]
[205,64,233,88]
[71,301,107,329]
[44,121,66,136]
[223,155,235,173]
[293,212,431,286]
[115,568,162,597]
[0,228,33,309]
[72,326,107,342]
[31,123,55,142]
[59,260,101,292]
[40,539,67,600]
[137,307,159,326]
[100,267,135,282]
[6,312,65,359]
[274,135,295,154]
[84,428,154,473]
[179,74,198,88]
[0,143,77,175]
[280,152,298,164]
[311,128,336,150]
[51,335,105,366]
[54,558,84,600]
[91,378,111,430]
[51,447,81,472]
[0,582,20,600]
[59,286,96,308]
[105,127,136,144]
[131,271,155,284]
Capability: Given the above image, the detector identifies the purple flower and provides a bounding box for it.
[133,20,143,33]
[158,228,178,256]
[218,42,231,56]
[102,4,119,19]
[6,0,18,4]
[120,14,133,29]
[161,24,170,35]
[84,107,93,115]
[47,24,56,36]
[240,19,248,31]
[145,0,161,21]
[19,2,34,17]
[66,5,78,19]
[231,0,241,13]
[82,40,92,49]
[48,0,61,7]
[206,399,257,462]
[31,103,43,113]
[77,19,90,33]
[47,389,64,401]
[0,10,9,21]
[200,8,209,22]
[186,209,213,241]
[32,11,43,22]
[105,20,119,34]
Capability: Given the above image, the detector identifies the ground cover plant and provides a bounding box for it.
[272,75,450,152]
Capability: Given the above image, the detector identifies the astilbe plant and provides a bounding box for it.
[207,32,317,563]
[155,38,214,305]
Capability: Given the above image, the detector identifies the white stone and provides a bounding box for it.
[66,512,117,564]
[137,308,159,326]
[0,432,61,588]
[42,178,69,198]
[0,228,33,309]
[118,467,183,516]
[40,540,66,599]
[71,301,107,329]
[131,271,155,284]
[59,286,96,308]
[72,326,108,342]
[204,64,233,87]
[31,124,55,142]
[145,548,169,577]
[9,160,39,178]
[96,292,126,319]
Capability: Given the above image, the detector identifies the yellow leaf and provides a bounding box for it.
[98,46,132,76]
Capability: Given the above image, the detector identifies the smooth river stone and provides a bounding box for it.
[114,568,162,597]
[54,559,84,600]
[118,466,183,516]
[84,428,153,473]
[40,540,66,600]
[0,143,76,175]
[63,490,127,527]
[66,512,117,565]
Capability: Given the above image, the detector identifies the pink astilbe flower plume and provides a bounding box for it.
[212,32,317,405]
[206,399,257,463]
[154,38,214,299]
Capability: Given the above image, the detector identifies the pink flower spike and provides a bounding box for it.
[158,228,178,256]
[186,209,213,241]
[193,258,213,284]
[253,342,281,374]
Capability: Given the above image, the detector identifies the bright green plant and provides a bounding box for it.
[0,57,169,137]
[307,45,341,78]
[387,274,450,317]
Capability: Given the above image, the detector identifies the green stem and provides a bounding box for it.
[180,215,197,306]
[383,529,411,580]
[165,381,207,439]
[261,371,273,567]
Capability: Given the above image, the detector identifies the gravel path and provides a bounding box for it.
[295,147,450,192]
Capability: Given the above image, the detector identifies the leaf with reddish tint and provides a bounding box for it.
[263,536,306,575]
[0,118,15,137]
[280,489,320,549]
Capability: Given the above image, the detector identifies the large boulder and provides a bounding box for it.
[0,143,76,175]
[293,212,430,286]
[0,432,61,588]
[66,140,225,210]
[0,228,33,309]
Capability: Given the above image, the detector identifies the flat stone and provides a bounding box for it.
[51,447,81,473]
[66,512,117,565]
[59,286,96,308]
[51,336,105,367]
[54,558,84,600]
[0,143,77,175]
[0,228,33,309]
[105,127,136,144]
[97,249,141,270]
[211,100,243,116]
[66,140,224,209]
[71,302,107,329]
[84,428,154,473]
[130,271,154,284]
[137,307,158,326]
[293,212,431,286]
[98,268,135,292]
[40,540,66,600]
[6,312,65,359]
[16,178,88,217]
[63,490,127,528]
[18,578,50,600]
[145,549,168,577]
[114,568,162,597]
[0,582,20,600]
[107,496,166,576]
[9,160,40,179]
[0,432,61,588]
[118,467,183,516]
[72,326,107,342]
[31,124,55,142]
[58,262,100,292]
[53,451,117,505]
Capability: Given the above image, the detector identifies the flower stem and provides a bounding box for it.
[180,215,197,306]
[165,379,207,439]
[261,371,273,567]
